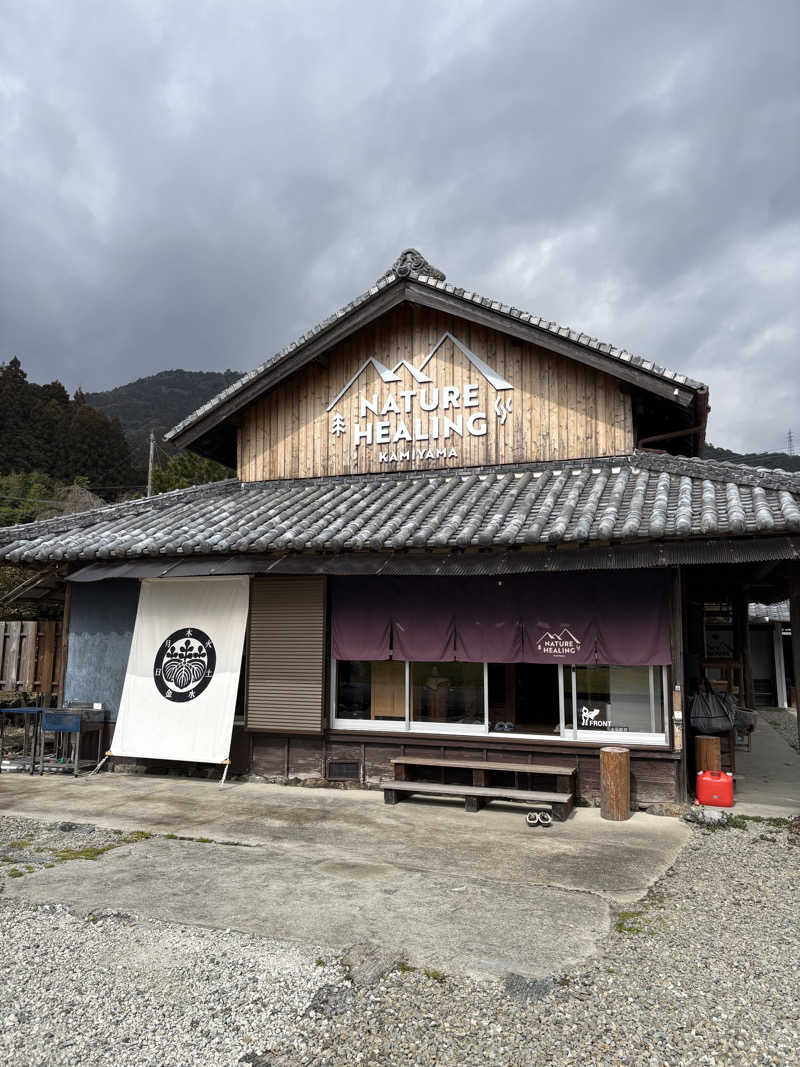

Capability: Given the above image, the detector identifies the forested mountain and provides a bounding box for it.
[704,443,800,473]
[0,358,138,492]
[86,369,242,467]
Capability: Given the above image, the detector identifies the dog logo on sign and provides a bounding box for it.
[153,628,216,702]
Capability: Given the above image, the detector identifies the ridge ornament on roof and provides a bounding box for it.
[378,248,445,283]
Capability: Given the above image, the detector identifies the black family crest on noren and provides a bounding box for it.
[153,628,216,702]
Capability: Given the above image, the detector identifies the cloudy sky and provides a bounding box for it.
[1,0,798,451]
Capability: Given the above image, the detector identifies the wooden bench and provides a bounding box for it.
[381,780,573,819]
[390,756,575,792]
[383,756,576,820]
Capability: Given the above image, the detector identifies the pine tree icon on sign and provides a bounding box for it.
[330,413,346,437]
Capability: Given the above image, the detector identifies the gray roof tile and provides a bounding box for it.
[2,454,799,566]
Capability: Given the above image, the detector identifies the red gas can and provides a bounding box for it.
[696,770,734,807]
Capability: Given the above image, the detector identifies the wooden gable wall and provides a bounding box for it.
[238,305,633,481]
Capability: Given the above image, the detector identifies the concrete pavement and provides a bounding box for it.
[725,715,800,818]
[0,774,689,980]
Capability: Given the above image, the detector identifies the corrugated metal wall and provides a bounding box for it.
[64,579,140,719]
[246,576,327,733]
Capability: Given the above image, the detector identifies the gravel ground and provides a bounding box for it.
[1,813,799,1066]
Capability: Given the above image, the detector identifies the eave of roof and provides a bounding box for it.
[2,452,797,567]
[165,256,707,452]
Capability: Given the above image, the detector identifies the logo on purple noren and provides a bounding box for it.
[536,628,581,658]
[153,627,216,702]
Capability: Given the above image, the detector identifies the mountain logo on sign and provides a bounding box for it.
[153,627,216,703]
[326,331,513,412]
[536,628,581,657]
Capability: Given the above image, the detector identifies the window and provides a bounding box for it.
[335,660,405,722]
[411,662,484,726]
[331,658,669,744]
[487,663,562,735]
[568,665,665,739]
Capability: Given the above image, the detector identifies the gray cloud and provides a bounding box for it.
[1,0,798,451]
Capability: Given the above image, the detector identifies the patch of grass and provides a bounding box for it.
[7,838,34,849]
[557,976,571,987]
[44,863,55,869]
[395,960,416,974]
[315,958,327,967]
[423,968,445,983]
[614,898,666,935]
[54,845,117,862]
[195,837,213,844]
[163,833,178,839]
[615,910,646,934]
[725,814,750,831]
[740,814,789,828]
[119,830,151,843]
[7,868,24,878]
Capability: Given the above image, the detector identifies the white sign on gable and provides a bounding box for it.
[325,332,513,466]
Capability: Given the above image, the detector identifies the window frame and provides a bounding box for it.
[329,651,669,747]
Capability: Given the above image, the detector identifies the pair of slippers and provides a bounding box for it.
[493,721,515,732]
[525,810,553,827]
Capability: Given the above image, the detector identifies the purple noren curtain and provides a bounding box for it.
[330,573,671,666]
[453,579,523,662]
[331,579,392,661]
[594,570,671,665]
[517,574,600,665]
[392,580,455,661]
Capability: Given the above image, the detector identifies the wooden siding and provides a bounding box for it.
[248,733,681,804]
[238,305,634,481]
[0,619,63,698]
[246,577,327,733]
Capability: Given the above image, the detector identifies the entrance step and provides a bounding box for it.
[380,779,574,820]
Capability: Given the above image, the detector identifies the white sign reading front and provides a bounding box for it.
[326,331,513,466]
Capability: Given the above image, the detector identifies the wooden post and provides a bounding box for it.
[773,621,788,708]
[695,734,721,773]
[790,578,800,751]
[56,582,71,706]
[732,592,754,708]
[600,746,630,821]
[669,566,687,801]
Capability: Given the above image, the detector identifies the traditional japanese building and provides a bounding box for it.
[2,249,799,806]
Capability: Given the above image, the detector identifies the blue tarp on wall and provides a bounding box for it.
[64,579,140,720]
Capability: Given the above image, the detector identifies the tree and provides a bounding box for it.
[151,451,233,494]
[0,358,139,493]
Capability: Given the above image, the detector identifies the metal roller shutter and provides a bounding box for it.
[246,576,327,733]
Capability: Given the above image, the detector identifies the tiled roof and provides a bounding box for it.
[749,600,790,622]
[165,250,706,443]
[2,454,798,565]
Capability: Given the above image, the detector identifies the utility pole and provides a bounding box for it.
[147,429,155,497]
[787,429,794,456]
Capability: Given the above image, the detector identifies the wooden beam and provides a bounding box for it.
[170,278,700,453]
[790,577,800,748]
[405,282,698,408]
[169,284,409,449]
